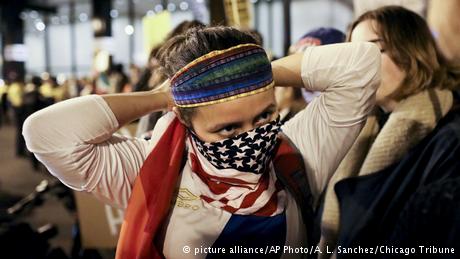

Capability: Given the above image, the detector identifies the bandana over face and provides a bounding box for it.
[187,118,286,216]
[191,118,282,174]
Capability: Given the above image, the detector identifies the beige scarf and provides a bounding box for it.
[318,88,453,258]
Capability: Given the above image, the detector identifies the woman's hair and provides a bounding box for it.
[157,26,259,125]
[167,20,206,40]
[133,20,206,93]
[348,6,460,101]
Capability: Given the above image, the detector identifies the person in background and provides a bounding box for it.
[0,80,8,127]
[23,76,47,170]
[7,75,26,157]
[134,20,206,138]
[39,73,55,105]
[23,26,380,258]
[275,84,307,123]
[109,64,130,94]
[23,76,45,118]
[288,27,345,54]
[65,76,80,99]
[52,77,69,102]
[319,6,460,258]
[134,20,205,93]
[276,27,345,122]
[129,64,141,89]
[79,77,94,96]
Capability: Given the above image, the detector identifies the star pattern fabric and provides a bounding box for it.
[191,118,282,174]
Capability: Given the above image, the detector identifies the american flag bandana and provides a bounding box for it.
[191,117,282,174]
[188,117,286,216]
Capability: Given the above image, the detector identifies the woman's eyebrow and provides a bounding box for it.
[253,104,277,120]
[208,121,240,132]
[208,103,277,132]
[369,39,383,43]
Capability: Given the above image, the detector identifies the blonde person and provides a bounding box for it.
[319,6,460,258]
[23,26,380,258]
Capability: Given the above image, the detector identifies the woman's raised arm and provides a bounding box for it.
[23,85,172,209]
[102,80,172,126]
[278,42,381,202]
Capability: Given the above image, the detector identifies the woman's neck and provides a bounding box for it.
[378,98,398,113]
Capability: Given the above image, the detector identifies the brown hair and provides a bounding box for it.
[348,6,460,101]
[133,21,206,93]
[157,26,259,125]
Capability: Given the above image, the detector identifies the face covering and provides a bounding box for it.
[190,117,282,174]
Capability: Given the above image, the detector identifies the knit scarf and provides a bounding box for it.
[318,88,453,258]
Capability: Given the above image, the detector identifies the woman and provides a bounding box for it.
[319,6,460,258]
[23,26,380,258]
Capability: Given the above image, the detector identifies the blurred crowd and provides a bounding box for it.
[1,0,460,258]
[0,63,144,168]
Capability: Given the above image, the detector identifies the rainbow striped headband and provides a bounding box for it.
[171,43,274,108]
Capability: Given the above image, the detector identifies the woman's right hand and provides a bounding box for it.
[103,79,174,126]
[151,79,175,111]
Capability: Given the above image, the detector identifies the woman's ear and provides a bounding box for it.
[173,107,189,126]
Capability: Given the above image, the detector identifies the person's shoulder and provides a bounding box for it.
[421,109,460,159]
[434,108,460,141]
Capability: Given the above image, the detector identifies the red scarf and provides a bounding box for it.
[115,117,307,259]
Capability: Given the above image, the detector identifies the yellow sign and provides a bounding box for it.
[224,0,253,29]
[143,11,172,56]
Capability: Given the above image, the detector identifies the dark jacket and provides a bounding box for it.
[334,107,460,258]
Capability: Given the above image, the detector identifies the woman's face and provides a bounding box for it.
[187,88,278,142]
[350,19,406,111]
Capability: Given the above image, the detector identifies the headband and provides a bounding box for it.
[171,43,274,108]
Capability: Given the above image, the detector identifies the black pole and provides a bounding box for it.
[268,0,274,52]
[209,0,227,26]
[162,0,168,9]
[1,1,26,82]
[128,0,134,64]
[69,0,77,76]
[92,0,112,37]
[283,0,291,56]
[0,5,2,77]
[254,1,259,32]
[44,15,51,73]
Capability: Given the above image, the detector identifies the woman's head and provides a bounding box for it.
[349,6,460,111]
[158,26,277,142]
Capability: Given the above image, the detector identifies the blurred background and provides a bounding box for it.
[0,0,357,78]
[1,0,458,258]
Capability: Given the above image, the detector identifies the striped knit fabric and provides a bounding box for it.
[171,43,274,108]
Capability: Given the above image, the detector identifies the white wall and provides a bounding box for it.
[255,0,353,57]
[23,10,196,77]
[24,32,46,75]
[21,0,352,76]
[74,21,94,77]
[48,24,72,74]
